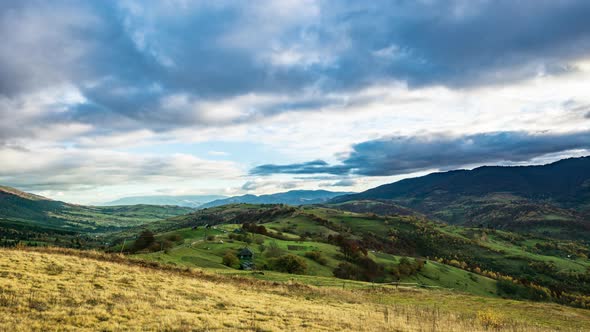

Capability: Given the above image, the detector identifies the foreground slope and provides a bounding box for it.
[1,248,590,331]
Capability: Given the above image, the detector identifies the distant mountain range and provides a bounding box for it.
[200,190,354,208]
[100,195,227,208]
[101,190,353,209]
[3,156,589,241]
[331,156,590,240]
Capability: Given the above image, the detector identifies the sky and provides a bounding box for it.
[1,0,590,204]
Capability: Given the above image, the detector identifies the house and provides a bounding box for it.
[237,247,255,270]
[240,261,255,270]
[237,247,253,261]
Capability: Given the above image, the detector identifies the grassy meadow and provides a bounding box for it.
[1,247,590,331]
[133,223,500,297]
[128,205,590,303]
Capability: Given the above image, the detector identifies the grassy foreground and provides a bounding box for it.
[1,248,589,331]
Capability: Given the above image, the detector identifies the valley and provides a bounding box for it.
[1,157,589,331]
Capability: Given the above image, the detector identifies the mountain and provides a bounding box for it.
[0,185,194,245]
[100,195,226,208]
[331,157,590,239]
[200,190,355,208]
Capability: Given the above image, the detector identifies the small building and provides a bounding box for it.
[240,261,255,270]
[237,247,253,261]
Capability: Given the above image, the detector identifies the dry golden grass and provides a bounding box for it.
[0,247,589,331]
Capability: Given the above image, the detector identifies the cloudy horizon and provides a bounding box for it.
[1,0,590,204]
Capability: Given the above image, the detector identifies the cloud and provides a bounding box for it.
[241,180,298,192]
[251,160,349,176]
[241,181,259,191]
[321,179,356,187]
[3,1,590,201]
[0,2,100,97]
[0,145,242,191]
[2,1,590,141]
[562,99,590,119]
[250,130,590,177]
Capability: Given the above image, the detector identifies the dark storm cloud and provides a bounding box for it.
[2,1,590,134]
[250,130,590,177]
[340,0,590,88]
[251,160,350,176]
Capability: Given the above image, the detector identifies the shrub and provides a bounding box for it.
[132,230,156,252]
[160,240,175,250]
[254,236,265,245]
[304,251,328,265]
[264,241,284,258]
[45,263,64,276]
[497,279,551,301]
[166,234,183,242]
[476,309,504,329]
[357,256,385,282]
[222,251,239,268]
[391,257,424,280]
[269,254,307,274]
[333,262,362,280]
[242,223,268,235]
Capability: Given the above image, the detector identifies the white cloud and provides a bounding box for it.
[0,145,244,203]
[2,2,590,202]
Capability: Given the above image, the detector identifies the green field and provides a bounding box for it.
[134,220,501,298]
[127,204,590,309]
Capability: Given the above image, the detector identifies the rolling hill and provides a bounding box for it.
[3,186,590,329]
[200,190,354,208]
[124,204,590,309]
[0,185,194,246]
[330,157,590,240]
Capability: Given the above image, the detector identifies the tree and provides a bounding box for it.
[333,262,362,280]
[270,254,308,274]
[357,256,384,281]
[132,230,156,252]
[222,251,239,268]
[264,240,284,258]
[304,251,328,265]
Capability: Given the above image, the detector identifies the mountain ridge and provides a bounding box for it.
[329,156,590,240]
[200,190,355,208]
